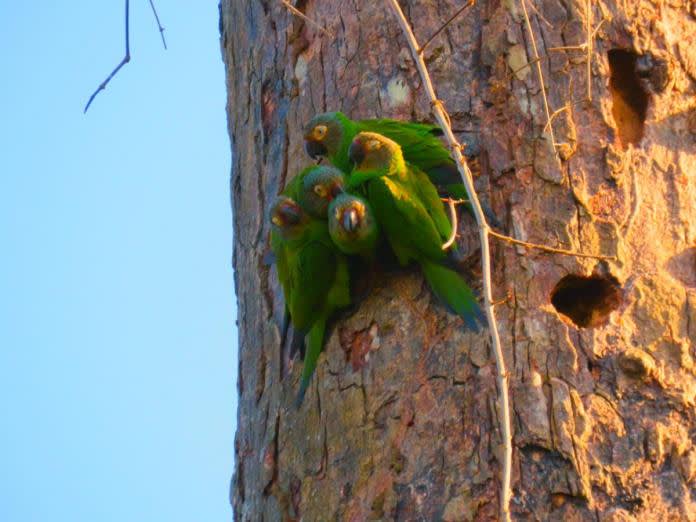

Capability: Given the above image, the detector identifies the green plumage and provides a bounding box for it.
[299,165,346,219]
[328,193,380,259]
[270,196,351,405]
[303,111,465,189]
[280,165,314,201]
[347,132,483,330]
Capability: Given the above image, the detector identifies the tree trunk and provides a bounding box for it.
[220,0,696,519]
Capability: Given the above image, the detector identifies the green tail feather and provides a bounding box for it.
[295,316,327,407]
[420,259,484,332]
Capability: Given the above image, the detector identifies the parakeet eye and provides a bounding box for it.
[313,185,327,197]
[366,139,382,151]
[271,215,282,226]
[313,125,328,140]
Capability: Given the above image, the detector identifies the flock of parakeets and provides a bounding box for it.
[269,111,485,405]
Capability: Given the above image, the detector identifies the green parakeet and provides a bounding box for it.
[270,166,338,351]
[270,196,351,405]
[346,131,484,331]
[300,166,381,305]
[328,193,380,260]
[281,165,343,203]
[298,165,346,219]
[303,111,463,189]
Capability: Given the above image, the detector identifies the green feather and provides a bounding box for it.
[328,193,380,259]
[347,132,483,330]
[421,259,484,332]
[304,111,465,190]
[270,196,351,404]
[295,315,326,406]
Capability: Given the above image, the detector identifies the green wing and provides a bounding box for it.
[281,166,315,200]
[288,239,337,332]
[421,258,484,331]
[271,229,291,300]
[293,224,351,407]
[408,165,452,242]
[328,112,359,173]
[367,176,445,264]
[357,118,453,173]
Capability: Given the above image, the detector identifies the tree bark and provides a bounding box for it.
[220,1,696,520]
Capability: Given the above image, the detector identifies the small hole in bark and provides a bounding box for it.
[608,50,649,147]
[551,274,622,328]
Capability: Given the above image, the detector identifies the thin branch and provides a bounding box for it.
[543,104,570,134]
[519,0,558,158]
[585,0,592,101]
[385,2,512,520]
[525,0,554,28]
[148,0,167,50]
[418,0,475,55]
[84,0,168,113]
[446,199,614,260]
[548,21,605,52]
[84,0,131,113]
[547,12,605,101]
[488,229,616,260]
[592,18,606,38]
[441,197,470,205]
[542,96,588,135]
[507,56,542,81]
[492,288,514,307]
[280,0,332,36]
[548,44,588,51]
[442,198,458,250]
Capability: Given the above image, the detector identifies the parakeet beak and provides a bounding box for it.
[304,139,327,160]
[348,139,365,166]
[343,208,360,233]
[330,182,344,199]
[278,201,303,225]
[284,207,302,224]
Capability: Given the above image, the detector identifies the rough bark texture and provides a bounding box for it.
[220,1,696,520]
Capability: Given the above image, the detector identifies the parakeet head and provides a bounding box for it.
[270,196,308,240]
[303,112,351,160]
[299,166,346,219]
[328,194,379,254]
[348,132,404,174]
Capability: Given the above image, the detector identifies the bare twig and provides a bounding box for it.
[442,198,458,250]
[148,0,168,50]
[446,199,615,260]
[543,104,570,134]
[547,11,605,101]
[506,56,542,81]
[84,0,167,113]
[84,0,131,113]
[385,2,512,520]
[585,0,592,101]
[488,229,616,260]
[418,0,475,54]
[519,0,558,158]
[441,197,470,205]
[492,289,513,307]
[591,18,606,39]
[548,20,605,52]
[548,44,588,51]
[280,0,332,36]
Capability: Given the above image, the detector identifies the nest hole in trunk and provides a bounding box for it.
[550,274,623,328]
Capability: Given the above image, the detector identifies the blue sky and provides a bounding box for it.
[0,2,237,521]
